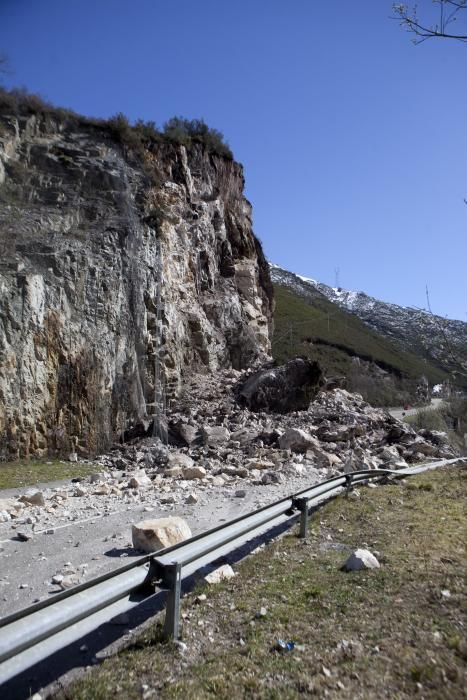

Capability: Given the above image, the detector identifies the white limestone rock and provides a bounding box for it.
[182,465,207,480]
[342,549,380,572]
[0,498,22,520]
[128,469,152,488]
[204,564,235,584]
[202,426,230,446]
[279,428,320,454]
[132,516,192,553]
[167,452,194,470]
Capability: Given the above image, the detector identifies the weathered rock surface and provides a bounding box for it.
[237,358,323,413]
[167,452,194,470]
[0,110,273,459]
[128,469,152,488]
[279,427,319,453]
[204,564,235,584]
[182,465,207,480]
[132,516,192,552]
[202,426,230,446]
[19,491,45,507]
[0,497,23,522]
[342,549,380,572]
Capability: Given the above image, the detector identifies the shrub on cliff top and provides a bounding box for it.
[0,87,86,123]
[162,117,233,159]
[0,87,233,160]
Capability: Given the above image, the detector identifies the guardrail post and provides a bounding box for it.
[163,562,182,640]
[293,497,309,538]
[345,474,352,496]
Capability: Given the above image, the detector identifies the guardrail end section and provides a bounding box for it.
[162,562,182,641]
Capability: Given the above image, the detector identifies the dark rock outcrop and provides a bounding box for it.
[237,358,324,413]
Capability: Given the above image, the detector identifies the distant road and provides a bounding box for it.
[389,398,444,421]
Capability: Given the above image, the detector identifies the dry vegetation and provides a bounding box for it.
[62,465,466,700]
[0,461,98,490]
[0,88,233,160]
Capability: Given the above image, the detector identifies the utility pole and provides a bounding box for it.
[334,267,341,290]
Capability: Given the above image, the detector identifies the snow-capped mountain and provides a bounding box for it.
[270,263,467,384]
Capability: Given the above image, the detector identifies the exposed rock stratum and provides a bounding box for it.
[0,112,273,459]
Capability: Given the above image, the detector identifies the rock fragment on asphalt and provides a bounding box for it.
[19,491,45,507]
[132,516,192,553]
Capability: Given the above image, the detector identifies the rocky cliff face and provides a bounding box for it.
[0,111,273,460]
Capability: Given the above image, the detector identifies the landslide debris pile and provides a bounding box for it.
[0,360,457,534]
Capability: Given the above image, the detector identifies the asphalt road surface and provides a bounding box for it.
[0,468,323,619]
[388,398,444,422]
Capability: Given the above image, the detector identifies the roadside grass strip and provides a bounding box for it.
[0,461,98,490]
[65,466,466,699]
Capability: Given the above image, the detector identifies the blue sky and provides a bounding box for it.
[1,0,466,320]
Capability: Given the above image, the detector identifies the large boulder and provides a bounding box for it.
[419,429,450,446]
[204,564,235,584]
[202,426,230,446]
[169,421,199,447]
[132,517,192,553]
[128,469,152,488]
[279,428,320,454]
[182,465,207,480]
[342,549,380,572]
[167,452,194,470]
[237,358,324,413]
[0,498,23,522]
[19,491,45,507]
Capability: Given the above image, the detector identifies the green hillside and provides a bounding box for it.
[272,284,447,405]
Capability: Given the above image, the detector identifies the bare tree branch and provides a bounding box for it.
[392,1,467,43]
[0,53,11,79]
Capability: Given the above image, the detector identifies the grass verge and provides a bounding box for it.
[62,466,466,699]
[0,461,98,490]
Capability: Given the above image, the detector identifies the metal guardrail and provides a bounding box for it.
[0,457,464,685]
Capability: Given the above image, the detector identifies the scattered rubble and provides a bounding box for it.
[0,364,459,541]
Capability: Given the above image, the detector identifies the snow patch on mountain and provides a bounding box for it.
[269,262,467,380]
